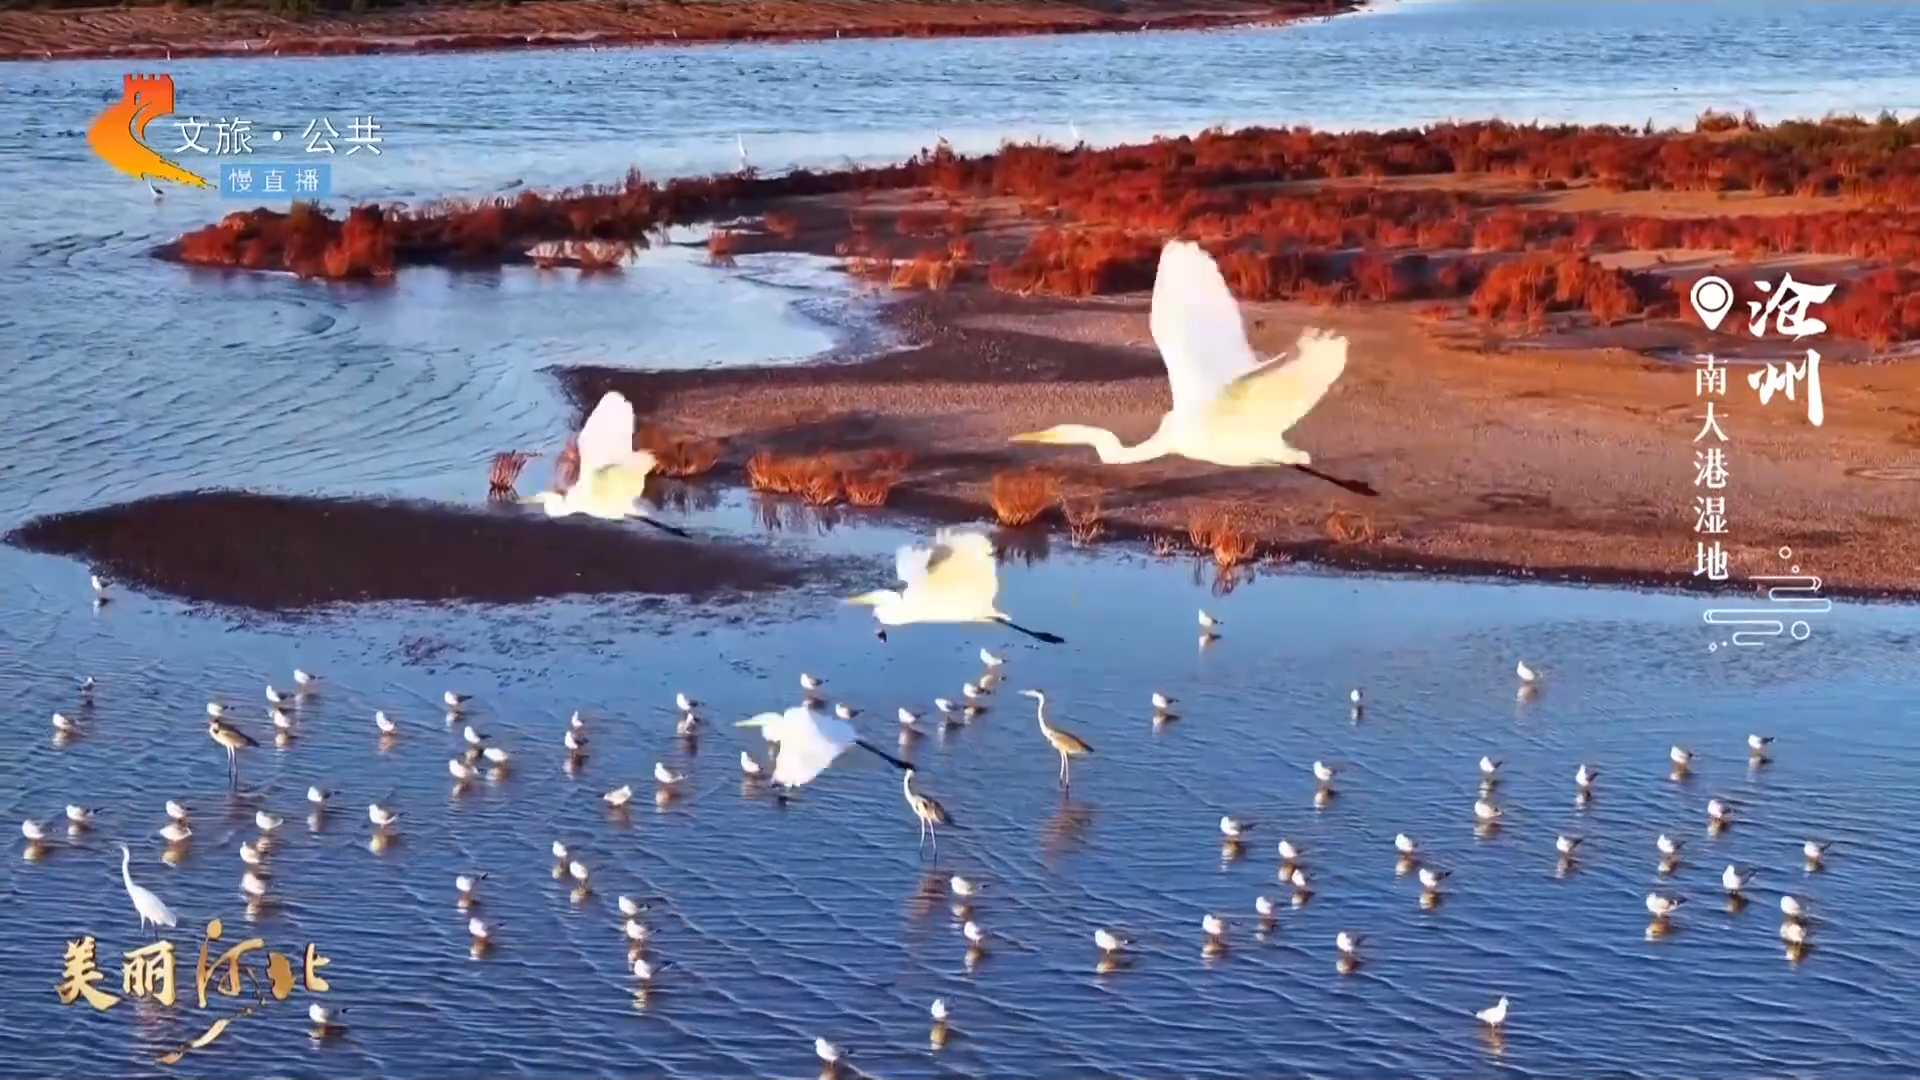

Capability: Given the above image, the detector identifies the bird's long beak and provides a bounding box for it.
[1007,429,1056,444]
[735,717,772,729]
[845,591,891,607]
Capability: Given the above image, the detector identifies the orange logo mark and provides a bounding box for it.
[88,74,211,190]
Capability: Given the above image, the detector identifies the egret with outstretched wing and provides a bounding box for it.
[1011,240,1346,467]
[847,529,1064,644]
[525,392,685,535]
[737,703,911,789]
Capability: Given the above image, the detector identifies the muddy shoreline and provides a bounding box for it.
[0,0,1351,62]
[5,490,816,609]
[552,285,1920,602]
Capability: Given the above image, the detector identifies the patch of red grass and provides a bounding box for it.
[989,469,1059,526]
[843,470,900,507]
[488,451,532,497]
[762,209,801,240]
[637,426,722,478]
[1061,492,1105,545]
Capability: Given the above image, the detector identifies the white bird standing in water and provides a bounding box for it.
[846,529,1065,644]
[653,762,684,787]
[1803,840,1832,864]
[65,805,97,827]
[603,785,633,808]
[980,648,1004,668]
[1202,913,1227,939]
[448,758,480,783]
[1556,834,1583,856]
[22,818,48,841]
[1722,864,1755,893]
[456,873,486,898]
[1748,733,1775,755]
[1575,763,1597,790]
[307,786,332,807]
[1009,241,1347,468]
[1781,895,1808,920]
[1670,745,1694,769]
[468,916,492,941]
[930,997,950,1023]
[444,691,472,711]
[1515,659,1539,684]
[675,692,700,713]
[51,712,78,734]
[1335,931,1363,956]
[368,802,401,829]
[120,844,178,933]
[1152,691,1177,712]
[1094,927,1130,953]
[1476,995,1510,1029]
[523,392,685,535]
[1708,798,1732,824]
[814,1036,843,1066]
[1645,892,1686,918]
[254,810,283,833]
[1394,833,1417,856]
[1473,799,1502,822]
[293,668,318,689]
[800,673,826,694]
[1277,838,1303,862]
[159,821,192,843]
[1219,815,1256,840]
[739,751,763,777]
[265,684,291,706]
[1312,760,1337,785]
[374,710,398,735]
[308,1002,344,1028]
[1198,609,1223,634]
[950,874,982,899]
[1479,756,1502,779]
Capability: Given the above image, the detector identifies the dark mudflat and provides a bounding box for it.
[7,490,806,609]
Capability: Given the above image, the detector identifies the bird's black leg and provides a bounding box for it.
[993,617,1065,645]
[855,739,913,772]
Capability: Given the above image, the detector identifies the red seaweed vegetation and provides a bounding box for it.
[169,116,1920,343]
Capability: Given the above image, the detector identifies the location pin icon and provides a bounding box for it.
[1689,275,1734,332]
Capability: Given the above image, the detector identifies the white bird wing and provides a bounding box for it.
[1212,327,1348,436]
[1149,240,1262,416]
[913,530,1000,616]
[768,706,857,787]
[894,539,939,586]
[576,391,638,475]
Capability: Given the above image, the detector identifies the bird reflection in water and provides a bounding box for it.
[1042,798,1095,863]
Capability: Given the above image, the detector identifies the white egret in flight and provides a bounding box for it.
[523,391,686,536]
[1010,241,1347,467]
[736,703,911,789]
[847,529,1065,644]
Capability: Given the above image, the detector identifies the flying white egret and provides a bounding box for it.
[898,707,923,727]
[737,703,912,788]
[1476,996,1510,1029]
[1019,690,1093,787]
[523,391,686,535]
[1010,241,1346,467]
[120,844,178,934]
[834,702,861,721]
[800,672,826,692]
[847,529,1065,644]
[165,800,190,822]
[463,725,487,748]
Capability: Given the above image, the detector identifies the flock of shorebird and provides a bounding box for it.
[29,573,1842,1066]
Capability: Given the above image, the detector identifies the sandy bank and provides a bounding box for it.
[556,286,1920,600]
[5,490,817,609]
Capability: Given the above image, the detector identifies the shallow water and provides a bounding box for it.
[2,0,1919,1075]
